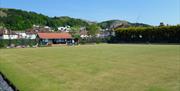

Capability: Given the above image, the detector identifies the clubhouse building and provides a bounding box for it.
[37,32,73,45]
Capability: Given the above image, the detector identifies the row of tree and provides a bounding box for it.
[111,25,180,43]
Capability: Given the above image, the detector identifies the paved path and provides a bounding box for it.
[0,74,14,91]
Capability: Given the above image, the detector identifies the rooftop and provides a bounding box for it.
[37,32,72,39]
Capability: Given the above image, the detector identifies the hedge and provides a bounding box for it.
[0,39,37,48]
[112,25,180,43]
[79,37,110,44]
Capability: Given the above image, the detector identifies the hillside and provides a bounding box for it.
[99,20,151,29]
[0,8,150,31]
[0,8,89,31]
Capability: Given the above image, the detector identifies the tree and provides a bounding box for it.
[70,26,80,35]
[86,24,101,36]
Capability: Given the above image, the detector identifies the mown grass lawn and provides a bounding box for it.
[0,44,179,91]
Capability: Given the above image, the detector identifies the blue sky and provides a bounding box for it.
[0,0,179,25]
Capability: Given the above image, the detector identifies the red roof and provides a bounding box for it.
[38,33,72,39]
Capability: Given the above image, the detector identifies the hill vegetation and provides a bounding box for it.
[0,8,90,30]
[0,8,151,31]
[98,20,150,29]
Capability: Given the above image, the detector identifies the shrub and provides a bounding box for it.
[0,40,5,48]
[113,25,180,43]
[0,39,37,48]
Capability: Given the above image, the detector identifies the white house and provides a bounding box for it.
[26,33,37,39]
[58,26,70,32]
[15,31,27,39]
[1,35,18,39]
[0,29,18,39]
[14,31,37,39]
[78,27,90,38]
[0,29,37,40]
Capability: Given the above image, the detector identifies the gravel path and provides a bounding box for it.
[0,74,14,91]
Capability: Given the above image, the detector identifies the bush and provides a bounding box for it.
[0,39,37,48]
[79,37,109,44]
[113,25,180,43]
[0,40,5,48]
